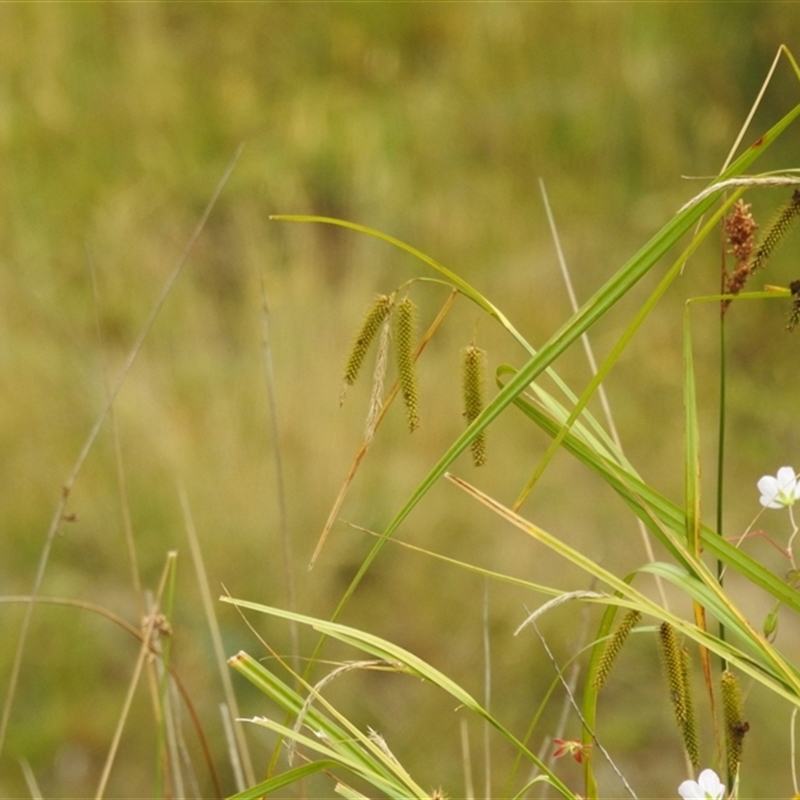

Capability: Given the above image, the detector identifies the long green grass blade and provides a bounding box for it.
[683,298,702,559]
[227,761,339,800]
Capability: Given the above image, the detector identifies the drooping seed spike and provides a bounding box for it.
[395,297,420,432]
[658,624,699,766]
[593,610,641,691]
[749,189,800,273]
[658,622,688,725]
[342,294,393,402]
[462,344,487,467]
[678,646,700,769]
[722,669,748,779]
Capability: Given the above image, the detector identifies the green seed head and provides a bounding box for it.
[678,645,699,769]
[722,669,747,778]
[395,297,420,432]
[658,623,687,724]
[658,623,699,767]
[593,610,640,691]
[462,344,487,467]
[342,294,393,396]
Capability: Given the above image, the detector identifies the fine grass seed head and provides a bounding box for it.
[394,296,420,432]
[593,609,641,691]
[721,669,748,780]
[341,294,393,403]
[461,343,487,467]
[658,622,699,767]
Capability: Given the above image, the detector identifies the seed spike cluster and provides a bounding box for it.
[658,623,698,767]
[593,610,640,691]
[749,188,800,274]
[721,669,748,779]
[462,344,487,467]
[395,297,420,432]
[342,294,393,402]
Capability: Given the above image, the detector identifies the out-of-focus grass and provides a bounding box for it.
[1,4,800,797]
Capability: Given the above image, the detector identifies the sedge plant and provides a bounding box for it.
[225,46,800,800]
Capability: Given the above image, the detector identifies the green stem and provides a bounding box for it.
[716,311,728,671]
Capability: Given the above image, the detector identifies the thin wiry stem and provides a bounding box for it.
[482,580,492,800]
[0,143,245,762]
[180,485,255,788]
[716,301,729,678]
[787,505,799,571]
[260,277,299,674]
[528,621,637,800]
[791,707,799,797]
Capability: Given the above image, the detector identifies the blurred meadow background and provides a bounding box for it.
[2,3,800,798]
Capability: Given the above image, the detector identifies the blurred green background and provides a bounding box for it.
[2,3,800,798]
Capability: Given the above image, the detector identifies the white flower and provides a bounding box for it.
[758,466,800,509]
[678,768,726,800]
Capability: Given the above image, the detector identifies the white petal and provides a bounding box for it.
[776,466,798,491]
[758,475,781,507]
[677,779,703,800]
[758,475,779,493]
[697,768,725,799]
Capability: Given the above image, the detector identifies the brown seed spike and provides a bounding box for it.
[722,199,759,315]
[342,294,393,402]
[724,199,758,266]
[395,297,420,432]
[462,344,487,467]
